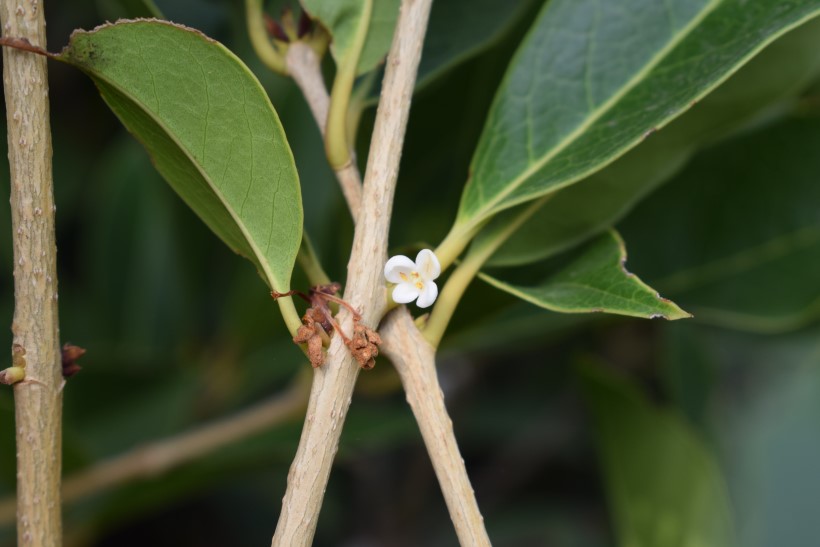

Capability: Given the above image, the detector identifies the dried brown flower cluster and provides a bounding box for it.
[274,283,381,369]
[292,306,331,367]
[348,323,382,370]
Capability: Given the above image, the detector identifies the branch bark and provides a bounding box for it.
[271,1,433,544]
[1,1,63,545]
[380,308,491,546]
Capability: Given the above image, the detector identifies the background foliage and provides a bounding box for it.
[1,0,819,545]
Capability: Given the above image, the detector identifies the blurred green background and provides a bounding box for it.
[1,1,819,545]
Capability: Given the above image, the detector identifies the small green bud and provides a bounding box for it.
[0,366,25,385]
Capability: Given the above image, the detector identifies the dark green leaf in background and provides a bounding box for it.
[58,20,303,294]
[660,324,820,547]
[579,362,734,547]
[620,116,820,333]
[480,230,690,320]
[96,0,163,19]
[416,0,540,90]
[362,0,540,107]
[456,0,820,229]
[732,362,820,547]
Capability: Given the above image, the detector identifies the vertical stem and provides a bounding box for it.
[271,0,433,544]
[286,43,362,220]
[1,1,63,545]
[285,43,328,132]
[324,0,372,169]
[380,308,491,546]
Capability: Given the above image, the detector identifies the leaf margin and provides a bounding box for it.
[479,230,691,320]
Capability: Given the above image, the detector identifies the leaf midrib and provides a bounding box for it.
[73,38,287,291]
[462,0,723,224]
[487,274,675,313]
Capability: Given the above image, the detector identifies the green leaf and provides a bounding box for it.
[482,15,820,267]
[480,230,689,320]
[58,20,302,294]
[578,362,734,547]
[456,0,820,230]
[302,0,399,75]
[620,116,820,333]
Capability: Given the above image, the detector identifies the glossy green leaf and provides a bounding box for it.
[482,16,820,267]
[620,116,820,333]
[579,362,734,547]
[58,20,302,293]
[480,231,689,320]
[302,0,399,75]
[456,0,820,230]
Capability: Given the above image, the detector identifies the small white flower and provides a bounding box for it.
[384,249,441,308]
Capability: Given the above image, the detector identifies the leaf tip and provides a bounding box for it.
[652,293,693,321]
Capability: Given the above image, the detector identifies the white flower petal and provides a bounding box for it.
[392,283,420,304]
[384,255,416,283]
[415,281,438,308]
[415,249,441,280]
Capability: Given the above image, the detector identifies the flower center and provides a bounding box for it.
[398,270,425,289]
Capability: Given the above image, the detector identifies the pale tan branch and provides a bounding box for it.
[286,43,329,135]
[0,375,310,527]
[380,308,491,546]
[271,1,433,545]
[1,1,63,544]
[286,43,362,219]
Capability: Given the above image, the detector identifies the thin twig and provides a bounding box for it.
[0,374,310,527]
[271,1,433,544]
[246,0,287,74]
[380,307,491,546]
[1,1,63,544]
[285,43,328,133]
[286,42,363,219]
